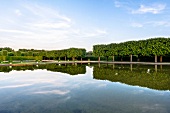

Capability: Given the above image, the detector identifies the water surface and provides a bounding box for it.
[0,64,169,113]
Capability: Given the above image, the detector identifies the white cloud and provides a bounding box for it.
[15,9,22,16]
[114,1,121,8]
[132,4,166,14]
[23,3,71,23]
[0,29,33,34]
[33,22,71,29]
[113,0,131,9]
[72,29,107,38]
[131,21,170,28]
[0,2,108,51]
[57,14,71,23]
[0,84,32,89]
[131,23,143,28]
[96,29,107,34]
[146,21,170,27]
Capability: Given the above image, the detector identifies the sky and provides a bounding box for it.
[0,0,170,51]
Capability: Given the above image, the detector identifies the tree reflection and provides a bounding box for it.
[45,64,86,75]
[93,64,170,91]
[0,66,12,73]
[0,64,86,75]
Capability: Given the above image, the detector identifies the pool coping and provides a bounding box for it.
[0,60,170,66]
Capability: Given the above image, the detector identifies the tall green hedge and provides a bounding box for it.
[0,47,86,61]
[93,37,170,62]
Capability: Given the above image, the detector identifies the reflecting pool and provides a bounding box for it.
[0,64,170,113]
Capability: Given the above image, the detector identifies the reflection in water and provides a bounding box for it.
[0,64,170,91]
[160,65,163,71]
[130,64,132,71]
[0,64,86,75]
[93,64,170,91]
[0,64,170,113]
[155,65,157,72]
[112,64,115,69]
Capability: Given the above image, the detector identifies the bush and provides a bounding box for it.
[0,56,6,61]
[5,56,42,61]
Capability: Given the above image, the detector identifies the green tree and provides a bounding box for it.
[2,50,8,56]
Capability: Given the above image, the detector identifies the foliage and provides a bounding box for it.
[0,47,14,52]
[0,47,86,61]
[1,37,170,62]
[45,64,86,75]
[93,64,170,90]
[2,50,8,56]
[6,56,42,61]
[0,56,6,61]
[93,37,170,60]
[0,64,86,75]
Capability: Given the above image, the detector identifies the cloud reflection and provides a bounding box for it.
[97,83,107,88]
[132,90,144,94]
[0,84,32,89]
[141,104,166,112]
[33,90,70,95]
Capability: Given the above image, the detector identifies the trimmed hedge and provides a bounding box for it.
[0,56,42,61]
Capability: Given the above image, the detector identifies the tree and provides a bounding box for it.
[16,51,21,56]
[93,45,106,62]
[2,47,14,52]
[8,52,14,56]
[93,37,170,62]
[2,50,8,56]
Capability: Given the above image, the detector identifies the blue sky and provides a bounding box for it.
[0,0,170,51]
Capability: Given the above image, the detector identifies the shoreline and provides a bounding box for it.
[1,60,170,66]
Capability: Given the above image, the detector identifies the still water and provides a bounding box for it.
[0,64,170,113]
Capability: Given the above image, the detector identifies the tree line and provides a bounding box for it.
[0,47,86,61]
[0,37,170,62]
[0,63,86,75]
[93,37,170,62]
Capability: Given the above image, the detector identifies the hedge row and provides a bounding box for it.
[0,56,42,61]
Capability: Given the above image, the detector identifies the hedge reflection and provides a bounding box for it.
[93,64,170,91]
[45,64,86,75]
[0,64,86,75]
